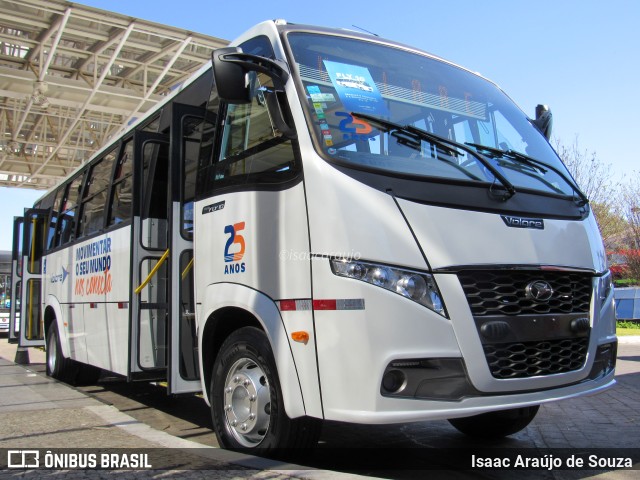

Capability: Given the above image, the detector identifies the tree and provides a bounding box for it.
[554,137,626,250]
[619,180,640,283]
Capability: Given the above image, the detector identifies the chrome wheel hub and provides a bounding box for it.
[223,358,271,447]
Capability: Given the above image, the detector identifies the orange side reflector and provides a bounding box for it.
[291,331,309,344]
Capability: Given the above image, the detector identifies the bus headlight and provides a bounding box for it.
[330,259,447,317]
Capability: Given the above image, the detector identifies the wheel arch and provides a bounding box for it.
[198,283,306,419]
[44,295,69,358]
[201,306,262,401]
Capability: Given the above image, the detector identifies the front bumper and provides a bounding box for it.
[312,261,617,424]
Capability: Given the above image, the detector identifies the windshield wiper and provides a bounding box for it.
[351,112,516,200]
[382,126,482,182]
[465,142,588,206]
[465,142,546,173]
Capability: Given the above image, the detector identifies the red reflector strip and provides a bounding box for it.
[278,299,365,311]
[90,303,97,309]
[279,300,297,311]
[118,302,128,309]
[313,299,365,310]
[277,299,312,311]
[313,299,336,310]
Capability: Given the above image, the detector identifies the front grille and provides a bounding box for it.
[484,337,589,379]
[457,270,592,316]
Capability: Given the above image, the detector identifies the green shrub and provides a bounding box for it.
[617,320,640,329]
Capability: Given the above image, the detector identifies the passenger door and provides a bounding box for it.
[16,209,48,347]
[129,131,170,380]
[8,216,23,343]
[168,103,206,394]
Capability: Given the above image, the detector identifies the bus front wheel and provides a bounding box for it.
[210,326,321,451]
[448,405,540,439]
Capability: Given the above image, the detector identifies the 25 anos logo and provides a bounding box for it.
[224,222,246,275]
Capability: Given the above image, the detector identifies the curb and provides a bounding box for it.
[86,403,306,471]
[88,403,362,479]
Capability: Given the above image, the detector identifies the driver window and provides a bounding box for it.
[214,73,298,188]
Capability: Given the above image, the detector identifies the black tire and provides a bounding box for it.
[46,322,76,383]
[448,405,540,439]
[210,326,321,451]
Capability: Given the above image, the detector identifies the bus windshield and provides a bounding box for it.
[286,32,576,197]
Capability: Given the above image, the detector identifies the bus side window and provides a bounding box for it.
[57,173,84,246]
[78,147,117,238]
[141,141,170,250]
[238,35,275,59]
[47,188,64,250]
[108,139,133,227]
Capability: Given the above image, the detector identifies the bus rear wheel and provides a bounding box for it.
[448,405,540,439]
[46,322,75,383]
[210,326,321,451]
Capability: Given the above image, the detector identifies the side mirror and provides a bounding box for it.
[532,104,553,140]
[211,47,290,104]
[212,47,252,104]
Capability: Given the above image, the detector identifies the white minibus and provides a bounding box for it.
[10,20,616,450]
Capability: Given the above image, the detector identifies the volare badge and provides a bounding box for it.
[501,215,544,230]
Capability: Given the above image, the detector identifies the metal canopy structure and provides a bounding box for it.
[0,0,227,189]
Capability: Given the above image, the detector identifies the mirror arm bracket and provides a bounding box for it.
[216,52,289,86]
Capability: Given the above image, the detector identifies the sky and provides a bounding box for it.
[1,0,638,250]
